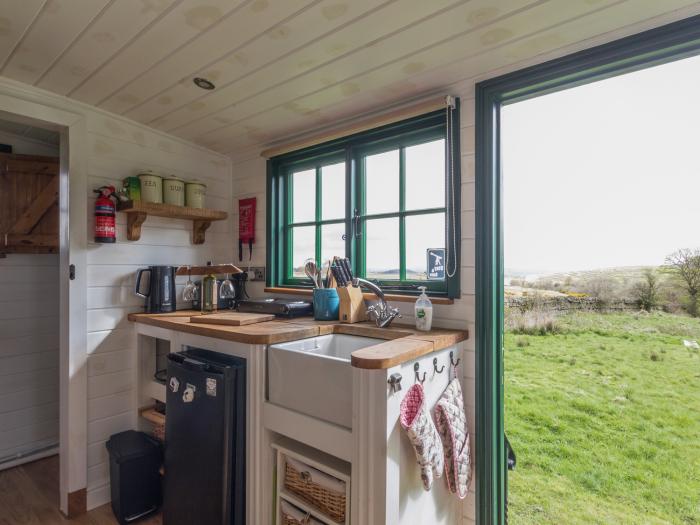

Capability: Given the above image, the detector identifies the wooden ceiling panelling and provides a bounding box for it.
[0,0,699,157]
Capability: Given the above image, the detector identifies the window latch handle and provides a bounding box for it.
[353,208,362,238]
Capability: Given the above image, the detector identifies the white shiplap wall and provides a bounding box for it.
[0,254,60,466]
[0,76,233,510]
[81,113,233,508]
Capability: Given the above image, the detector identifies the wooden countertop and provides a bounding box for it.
[128,311,468,370]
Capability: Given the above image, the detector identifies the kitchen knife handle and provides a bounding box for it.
[341,258,353,282]
[339,262,351,286]
[332,264,345,287]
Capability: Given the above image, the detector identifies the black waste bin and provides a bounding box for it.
[106,430,162,524]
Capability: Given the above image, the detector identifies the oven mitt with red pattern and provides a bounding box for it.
[400,382,444,490]
[434,377,472,499]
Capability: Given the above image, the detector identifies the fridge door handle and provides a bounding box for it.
[182,358,208,372]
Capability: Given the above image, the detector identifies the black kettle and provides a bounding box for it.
[135,266,177,313]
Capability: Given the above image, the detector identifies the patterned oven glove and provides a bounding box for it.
[434,377,472,499]
[400,382,444,490]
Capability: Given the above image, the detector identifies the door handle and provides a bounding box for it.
[506,434,516,470]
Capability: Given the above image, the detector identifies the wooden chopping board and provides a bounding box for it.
[189,311,276,326]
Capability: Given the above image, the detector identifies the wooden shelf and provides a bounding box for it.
[140,407,165,426]
[175,263,242,276]
[117,200,227,244]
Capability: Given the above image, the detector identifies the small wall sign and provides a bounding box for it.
[427,248,446,280]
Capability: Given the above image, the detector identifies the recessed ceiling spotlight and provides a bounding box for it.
[193,77,215,90]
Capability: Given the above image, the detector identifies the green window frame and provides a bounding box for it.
[267,105,461,299]
[475,15,700,525]
[283,152,347,287]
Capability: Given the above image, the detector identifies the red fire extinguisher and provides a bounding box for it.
[94,185,117,243]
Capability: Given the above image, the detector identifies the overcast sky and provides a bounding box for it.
[502,53,700,274]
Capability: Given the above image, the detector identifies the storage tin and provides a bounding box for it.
[138,171,163,203]
[163,176,185,206]
[185,181,206,208]
[122,176,141,201]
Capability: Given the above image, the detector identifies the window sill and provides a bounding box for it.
[264,287,455,305]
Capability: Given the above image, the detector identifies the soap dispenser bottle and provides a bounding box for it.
[414,286,433,331]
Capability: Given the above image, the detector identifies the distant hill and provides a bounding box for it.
[507,266,665,300]
[532,266,658,286]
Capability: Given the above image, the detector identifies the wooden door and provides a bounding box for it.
[0,153,59,256]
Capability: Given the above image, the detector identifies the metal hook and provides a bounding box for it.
[433,357,445,374]
[388,373,403,393]
[414,362,426,384]
[450,351,461,369]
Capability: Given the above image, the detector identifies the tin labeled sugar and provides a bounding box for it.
[163,176,185,206]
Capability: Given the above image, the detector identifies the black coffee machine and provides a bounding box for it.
[135,266,177,313]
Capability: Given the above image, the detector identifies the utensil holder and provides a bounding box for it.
[313,288,340,321]
[337,286,366,323]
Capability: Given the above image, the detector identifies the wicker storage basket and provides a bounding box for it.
[284,460,346,523]
[282,513,310,525]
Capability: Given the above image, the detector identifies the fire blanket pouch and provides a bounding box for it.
[239,197,256,261]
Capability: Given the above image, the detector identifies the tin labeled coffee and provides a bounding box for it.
[185,181,206,208]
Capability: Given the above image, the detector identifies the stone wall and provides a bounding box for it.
[506,295,638,313]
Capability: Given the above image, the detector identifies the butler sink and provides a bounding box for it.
[268,334,383,428]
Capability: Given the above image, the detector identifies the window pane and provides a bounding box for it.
[292,169,315,223]
[405,139,445,211]
[291,226,315,278]
[321,162,345,220]
[405,213,445,281]
[321,222,345,265]
[365,149,399,215]
[365,217,399,280]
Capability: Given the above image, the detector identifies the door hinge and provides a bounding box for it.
[69,264,75,280]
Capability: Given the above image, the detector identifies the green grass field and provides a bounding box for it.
[505,311,700,525]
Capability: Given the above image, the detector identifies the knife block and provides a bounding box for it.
[337,286,366,323]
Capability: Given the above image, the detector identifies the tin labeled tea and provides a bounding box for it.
[138,171,163,203]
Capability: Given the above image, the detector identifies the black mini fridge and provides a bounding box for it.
[164,348,246,525]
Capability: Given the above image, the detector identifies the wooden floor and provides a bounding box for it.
[0,455,162,524]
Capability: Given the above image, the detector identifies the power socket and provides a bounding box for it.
[247,267,265,282]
